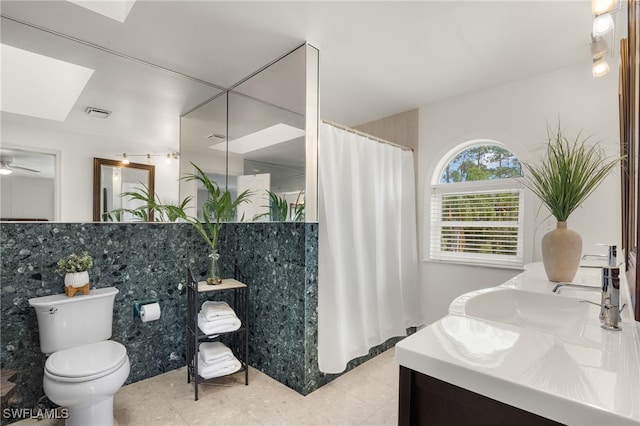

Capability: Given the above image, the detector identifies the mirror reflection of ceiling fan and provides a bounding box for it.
[0,156,41,175]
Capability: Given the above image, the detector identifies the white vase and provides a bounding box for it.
[64,271,89,288]
[541,221,582,282]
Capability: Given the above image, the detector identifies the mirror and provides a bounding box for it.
[93,158,155,222]
[1,13,221,221]
[180,92,229,220]
[180,44,317,222]
[620,0,639,320]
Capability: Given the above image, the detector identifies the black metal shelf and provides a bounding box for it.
[186,269,249,401]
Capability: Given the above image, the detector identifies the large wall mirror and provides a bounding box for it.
[93,158,155,222]
[2,8,318,222]
[1,11,222,221]
[180,43,318,223]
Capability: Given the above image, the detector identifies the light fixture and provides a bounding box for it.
[590,36,609,59]
[0,163,12,175]
[593,13,614,36]
[592,56,610,77]
[592,0,617,15]
[115,152,179,164]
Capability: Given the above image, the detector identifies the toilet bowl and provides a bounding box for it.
[43,340,130,426]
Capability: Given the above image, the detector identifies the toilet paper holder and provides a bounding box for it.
[133,299,159,320]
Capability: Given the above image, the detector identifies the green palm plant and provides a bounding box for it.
[180,163,252,284]
[521,124,621,222]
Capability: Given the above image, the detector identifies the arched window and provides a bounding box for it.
[430,141,524,267]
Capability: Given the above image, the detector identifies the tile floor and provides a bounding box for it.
[16,348,399,426]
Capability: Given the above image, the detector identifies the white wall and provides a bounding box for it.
[418,62,621,324]
[2,118,180,222]
[0,175,54,220]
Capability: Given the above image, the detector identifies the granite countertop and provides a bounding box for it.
[396,262,640,426]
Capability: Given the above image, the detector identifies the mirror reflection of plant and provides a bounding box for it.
[254,190,305,222]
[108,183,192,222]
[291,191,305,221]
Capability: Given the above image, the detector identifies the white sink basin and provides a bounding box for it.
[449,287,597,337]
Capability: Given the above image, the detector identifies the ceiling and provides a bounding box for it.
[0,1,609,154]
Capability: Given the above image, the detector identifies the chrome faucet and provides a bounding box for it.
[580,266,624,330]
[552,282,600,293]
[556,245,624,330]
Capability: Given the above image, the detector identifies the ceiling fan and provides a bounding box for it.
[0,156,41,175]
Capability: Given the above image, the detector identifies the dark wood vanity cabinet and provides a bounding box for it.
[398,366,563,426]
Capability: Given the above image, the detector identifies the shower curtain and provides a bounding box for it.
[318,122,423,374]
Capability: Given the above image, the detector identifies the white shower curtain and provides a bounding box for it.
[318,122,423,374]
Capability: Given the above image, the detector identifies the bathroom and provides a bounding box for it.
[1,1,639,425]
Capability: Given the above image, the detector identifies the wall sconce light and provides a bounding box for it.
[146,154,153,164]
[165,153,172,164]
[592,56,610,77]
[589,0,620,78]
[593,13,615,36]
[121,153,130,165]
[592,0,617,15]
[590,36,609,59]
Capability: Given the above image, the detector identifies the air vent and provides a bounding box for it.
[85,107,111,119]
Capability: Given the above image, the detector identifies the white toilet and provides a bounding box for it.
[29,287,130,426]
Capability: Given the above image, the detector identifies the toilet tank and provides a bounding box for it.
[28,287,119,354]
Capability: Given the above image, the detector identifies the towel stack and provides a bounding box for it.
[198,342,242,379]
[197,301,241,336]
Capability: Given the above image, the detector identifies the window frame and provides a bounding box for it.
[428,142,525,269]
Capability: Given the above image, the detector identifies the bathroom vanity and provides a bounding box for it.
[396,263,640,425]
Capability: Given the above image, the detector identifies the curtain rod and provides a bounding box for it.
[321,119,413,152]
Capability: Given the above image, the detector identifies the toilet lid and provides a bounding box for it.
[46,340,127,381]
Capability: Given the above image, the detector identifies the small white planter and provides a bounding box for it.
[64,271,89,288]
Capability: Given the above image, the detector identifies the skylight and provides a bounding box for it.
[0,44,94,122]
[210,123,305,154]
[66,0,136,23]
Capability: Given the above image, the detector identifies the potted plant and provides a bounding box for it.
[179,163,252,284]
[56,252,93,296]
[522,123,621,282]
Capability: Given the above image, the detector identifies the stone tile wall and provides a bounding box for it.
[1,221,402,424]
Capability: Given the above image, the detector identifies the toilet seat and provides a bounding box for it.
[45,340,128,383]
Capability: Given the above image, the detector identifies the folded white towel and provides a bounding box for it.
[198,358,242,379]
[201,301,236,321]
[199,342,234,365]
[198,312,241,335]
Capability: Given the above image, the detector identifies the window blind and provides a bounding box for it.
[430,186,524,267]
